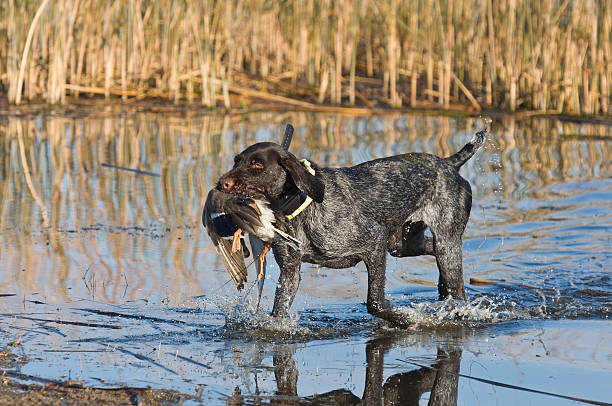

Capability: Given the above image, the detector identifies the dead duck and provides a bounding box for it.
[203,123,298,305]
[202,188,300,297]
[202,188,249,290]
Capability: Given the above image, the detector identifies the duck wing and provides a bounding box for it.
[203,189,248,290]
[224,197,265,235]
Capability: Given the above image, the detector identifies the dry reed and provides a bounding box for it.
[0,0,610,114]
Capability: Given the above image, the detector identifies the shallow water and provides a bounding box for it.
[0,109,610,404]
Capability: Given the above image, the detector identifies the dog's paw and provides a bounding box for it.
[377,309,411,329]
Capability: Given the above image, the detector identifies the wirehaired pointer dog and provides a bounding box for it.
[212,129,486,327]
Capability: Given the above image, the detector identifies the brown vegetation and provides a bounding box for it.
[0,369,192,406]
[1,1,610,114]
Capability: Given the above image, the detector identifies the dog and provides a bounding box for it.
[214,129,486,327]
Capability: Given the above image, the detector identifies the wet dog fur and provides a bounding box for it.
[216,130,486,327]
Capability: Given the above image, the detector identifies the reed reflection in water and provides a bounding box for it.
[0,110,610,309]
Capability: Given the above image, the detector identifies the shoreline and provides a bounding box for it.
[1,95,611,126]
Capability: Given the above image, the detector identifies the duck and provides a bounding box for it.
[203,124,298,306]
[202,188,300,307]
[202,188,247,289]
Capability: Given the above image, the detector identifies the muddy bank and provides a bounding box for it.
[1,350,192,405]
[0,377,191,406]
[2,96,612,126]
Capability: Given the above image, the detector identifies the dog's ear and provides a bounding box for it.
[279,152,325,203]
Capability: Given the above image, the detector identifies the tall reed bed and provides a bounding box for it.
[0,0,610,114]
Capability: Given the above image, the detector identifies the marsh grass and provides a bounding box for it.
[0,0,610,114]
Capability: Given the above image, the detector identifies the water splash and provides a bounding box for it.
[397,297,519,328]
[217,294,522,334]
[217,296,310,340]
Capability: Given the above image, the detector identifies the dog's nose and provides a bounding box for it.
[219,176,235,192]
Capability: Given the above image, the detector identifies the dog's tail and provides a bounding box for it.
[447,128,487,168]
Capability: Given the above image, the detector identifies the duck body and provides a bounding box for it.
[204,190,298,247]
[202,188,300,292]
[202,189,249,289]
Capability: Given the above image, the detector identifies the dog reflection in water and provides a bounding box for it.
[226,337,462,405]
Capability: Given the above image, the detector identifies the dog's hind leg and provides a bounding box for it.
[388,218,466,300]
[432,233,467,300]
[429,176,471,301]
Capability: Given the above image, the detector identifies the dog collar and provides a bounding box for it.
[285,159,315,220]
[275,159,315,220]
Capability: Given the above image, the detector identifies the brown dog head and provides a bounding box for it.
[217,142,324,203]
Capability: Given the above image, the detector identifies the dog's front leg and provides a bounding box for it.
[271,264,301,317]
[271,244,301,318]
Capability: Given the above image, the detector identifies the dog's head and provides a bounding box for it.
[216,142,324,203]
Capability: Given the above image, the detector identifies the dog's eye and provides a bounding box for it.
[250,161,264,169]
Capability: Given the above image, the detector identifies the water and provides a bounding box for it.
[0,108,610,404]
